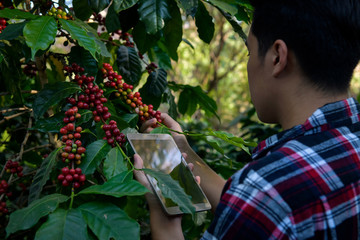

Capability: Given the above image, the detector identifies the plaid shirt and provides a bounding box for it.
[202,98,360,240]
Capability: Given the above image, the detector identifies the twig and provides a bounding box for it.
[0,90,38,96]
[18,114,33,161]
[11,144,52,161]
[0,110,31,125]
[1,107,30,114]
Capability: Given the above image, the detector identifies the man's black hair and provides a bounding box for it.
[249,0,360,93]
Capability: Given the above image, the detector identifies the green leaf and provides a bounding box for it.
[143,168,196,215]
[73,0,93,21]
[0,22,26,40]
[162,0,182,61]
[132,21,161,54]
[207,0,238,15]
[78,170,149,197]
[163,87,178,119]
[23,16,57,59]
[69,46,98,76]
[153,46,172,70]
[105,3,121,33]
[78,140,112,174]
[32,113,64,133]
[206,130,257,154]
[79,201,140,240]
[103,147,128,179]
[59,18,98,60]
[178,88,197,116]
[195,1,214,44]
[33,82,81,120]
[139,68,167,109]
[28,148,61,204]
[138,0,170,34]
[116,46,142,86]
[77,110,94,125]
[192,86,219,119]
[177,0,198,17]
[150,126,171,134]
[35,209,89,240]
[0,8,39,19]
[6,194,69,237]
[88,0,110,13]
[113,0,139,12]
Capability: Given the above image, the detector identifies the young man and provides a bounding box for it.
[134,0,360,239]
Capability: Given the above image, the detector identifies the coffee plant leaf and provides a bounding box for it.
[178,88,197,116]
[105,3,121,33]
[150,126,171,134]
[0,8,39,19]
[207,0,238,15]
[88,0,110,13]
[33,82,81,120]
[6,194,69,237]
[113,0,138,12]
[138,0,170,35]
[77,109,94,125]
[73,0,93,21]
[59,18,98,60]
[103,147,128,179]
[163,87,178,119]
[79,201,140,240]
[116,45,142,86]
[195,1,214,44]
[143,168,196,216]
[204,137,225,155]
[34,209,89,240]
[23,16,57,59]
[78,139,112,174]
[177,0,198,17]
[69,46,98,77]
[139,68,167,109]
[133,21,161,54]
[162,0,182,61]
[31,112,64,133]
[119,113,139,128]
[193,86,219,120]
[28,148,62,204]
[0,21,26,40]
[78,170,149,197]
[152,46,172,70]
[207,130,254,154]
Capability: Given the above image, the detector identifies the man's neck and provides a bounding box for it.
[278,89,349,130]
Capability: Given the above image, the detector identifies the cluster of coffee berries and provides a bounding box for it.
[101,63,162,123]
[108,30,134,47]
[0,18,6,33]
[102,120,126,147]
[63,63,117,142]
[0,179,12,215]
[0,201,8,216]
[60,108,85,165]
[146,62,158,74]
[23,62,37,78]
[5,160,23,177]
[57,167,86,188]
[48,7,72,20]
[93,13,106,34]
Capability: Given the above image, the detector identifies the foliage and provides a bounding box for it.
[0,0,256,239]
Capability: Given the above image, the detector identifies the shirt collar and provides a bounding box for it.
[252,98,360,159]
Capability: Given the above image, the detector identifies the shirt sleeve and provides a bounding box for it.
[202,177,295,240]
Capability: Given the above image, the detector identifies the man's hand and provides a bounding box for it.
[133,154,184,240]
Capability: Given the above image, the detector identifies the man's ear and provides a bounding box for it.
[271,39,288,77]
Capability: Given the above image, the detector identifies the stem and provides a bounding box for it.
[0,107,30,114]
[0,110,32,125]
[0,90,38,96]
[116,142,134,170]
[69,187,75,209]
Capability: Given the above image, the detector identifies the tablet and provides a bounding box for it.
[127,133,211,215]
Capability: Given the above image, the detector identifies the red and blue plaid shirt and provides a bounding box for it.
[203,98,360,239]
